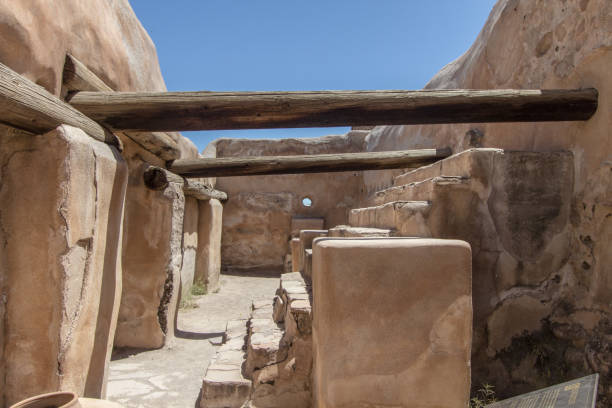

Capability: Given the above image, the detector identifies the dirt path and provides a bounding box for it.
[106,274,279,408]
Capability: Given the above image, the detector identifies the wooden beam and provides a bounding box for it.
[67,88,598,132]
[0,61,116,144]
[169,148,452,177]
[62,54,114,94]
[143,166,227,201]
[184,180,228,201]
[61,54,181,160]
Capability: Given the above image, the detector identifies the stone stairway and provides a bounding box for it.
[348,148,573,242]
[200,272,312,408]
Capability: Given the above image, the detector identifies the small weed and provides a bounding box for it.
[469,384,497,408]
[179,291,199,309]
[191,282,207,296]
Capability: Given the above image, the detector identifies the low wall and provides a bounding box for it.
[313,238,472,408]
[214,134,366,273]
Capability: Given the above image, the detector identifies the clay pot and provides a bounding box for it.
[9,392,82,408]
[10,392,123,408]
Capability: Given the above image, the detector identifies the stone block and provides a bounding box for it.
[328,225,393,238]
[291,217,325,236]
[298,230,329,251]
[298,230,327,279]
[195,199,223,294]
[224,319,248,342]
[200,367,251,408]
[303,249,313,281]
[290,238,301,272]
[312,238,472,408]
[280,272,304,284]
[272,296,286,324]
[245,319,286,378]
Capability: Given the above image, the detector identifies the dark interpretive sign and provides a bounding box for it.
[486,374,599,408]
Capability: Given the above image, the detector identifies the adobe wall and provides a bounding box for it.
[113,137,186,349]
[0,125,127,406]
[195,199,223,293]
[0,0,209,405]
[360,0,611,403]
[312,238,472,408]
[213,134,366,273]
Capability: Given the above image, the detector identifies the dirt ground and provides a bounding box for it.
[106,274,279,408]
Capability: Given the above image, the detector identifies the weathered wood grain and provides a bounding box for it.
[184,180,228,201]
[61,54,181,159]
[67,88,598,132]
[169,148,452,177]
[0,61,115,144]
[62,54,114,94]
[143,165,227,201]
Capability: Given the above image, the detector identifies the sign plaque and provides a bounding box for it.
[486,374,599,408]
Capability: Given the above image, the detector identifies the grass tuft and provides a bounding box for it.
[469,384,497,408]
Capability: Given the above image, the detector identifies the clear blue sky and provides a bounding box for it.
[129,0,498,152]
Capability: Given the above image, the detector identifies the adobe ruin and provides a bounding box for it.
[0,0,610,407]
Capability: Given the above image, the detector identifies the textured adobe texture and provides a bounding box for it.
[357,0,611,403]
[180,197,199,299]
[312,238,472,408]
[215,134,366,273]
[195,199,223,293]
[114,136,185,349]
[0,125,127,406]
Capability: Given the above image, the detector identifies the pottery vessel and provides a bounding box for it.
[10,392,123,408]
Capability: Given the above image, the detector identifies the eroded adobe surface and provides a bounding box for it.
[312,238,472,408]
[214,134,366,274]
[0,125,127,406]
[357,0,612,403]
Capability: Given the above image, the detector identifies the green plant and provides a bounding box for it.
[179,291,199,309]
[191,282,207,296]
[469,384,497,408]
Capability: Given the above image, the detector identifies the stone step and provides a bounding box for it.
[349,201,432,236]
[200,320,251,408]
[328,225,395,238]
[249,272,313,408]
[373,175,470,206]
[244,300,287,378]
[392,147,503,187]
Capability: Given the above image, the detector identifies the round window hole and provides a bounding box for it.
[302,197,313,207]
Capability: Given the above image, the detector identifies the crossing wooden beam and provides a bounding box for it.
[168,148,452,178]
[67,88,598,132]
[0,61,117,145]
[143,165,228,201]
[61,54,181,160]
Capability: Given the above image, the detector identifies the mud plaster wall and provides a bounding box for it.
[214,134,367,273]
[360,0,611,404]
[114,137,185,350]
[180,197,199,299]
[0,125,127,406]
[0,0,201,402]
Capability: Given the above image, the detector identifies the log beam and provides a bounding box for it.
[61,54,181,160]
[0,61,116,144]
[168,148,452,178]
[184,180,228,201]
[67,88,598,132]
[143,166,227,201]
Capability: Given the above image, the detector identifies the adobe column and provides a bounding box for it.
[312,238,472,408]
